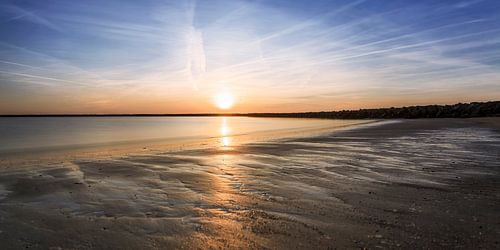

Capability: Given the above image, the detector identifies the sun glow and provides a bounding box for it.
[214,92,235,110]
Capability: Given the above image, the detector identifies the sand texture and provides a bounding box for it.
[0,118,499,249]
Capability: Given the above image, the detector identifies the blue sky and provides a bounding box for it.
[1,0,499,113]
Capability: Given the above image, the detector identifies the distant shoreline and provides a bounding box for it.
[1,101,499,119]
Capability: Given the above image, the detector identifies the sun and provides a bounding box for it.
[214,92,235,110]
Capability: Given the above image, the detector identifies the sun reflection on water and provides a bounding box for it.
[220,117,232,147]
[222,137,231,147]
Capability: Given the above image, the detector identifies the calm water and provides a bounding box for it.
[0,116,366,152]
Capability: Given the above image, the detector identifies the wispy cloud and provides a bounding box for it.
[454,0,484,9]
[1,3,62,32]
[1,0,499,113]
[185,1,206,90]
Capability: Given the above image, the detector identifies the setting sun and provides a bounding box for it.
[214,92,235,110]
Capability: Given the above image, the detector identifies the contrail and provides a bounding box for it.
[0,70,89,86]
[0,60,43,69]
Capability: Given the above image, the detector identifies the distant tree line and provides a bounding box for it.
[2,101,499,119]
[247,101,500,119]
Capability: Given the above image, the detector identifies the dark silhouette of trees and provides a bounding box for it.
[247,101,500,119]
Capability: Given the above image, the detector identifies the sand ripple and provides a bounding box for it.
[0,119,499,249]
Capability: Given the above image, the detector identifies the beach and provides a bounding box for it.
[0,118,499,249]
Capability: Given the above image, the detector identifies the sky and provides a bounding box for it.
[0,0,499,114]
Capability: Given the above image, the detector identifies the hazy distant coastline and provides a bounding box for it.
[2,101,499,119]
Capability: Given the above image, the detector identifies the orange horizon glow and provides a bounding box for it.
[1,94,498,115]
[0,1,499,115]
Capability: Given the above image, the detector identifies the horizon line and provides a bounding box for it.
[1,100,497,117]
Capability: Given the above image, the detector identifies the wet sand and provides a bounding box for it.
[0,118,499,249]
